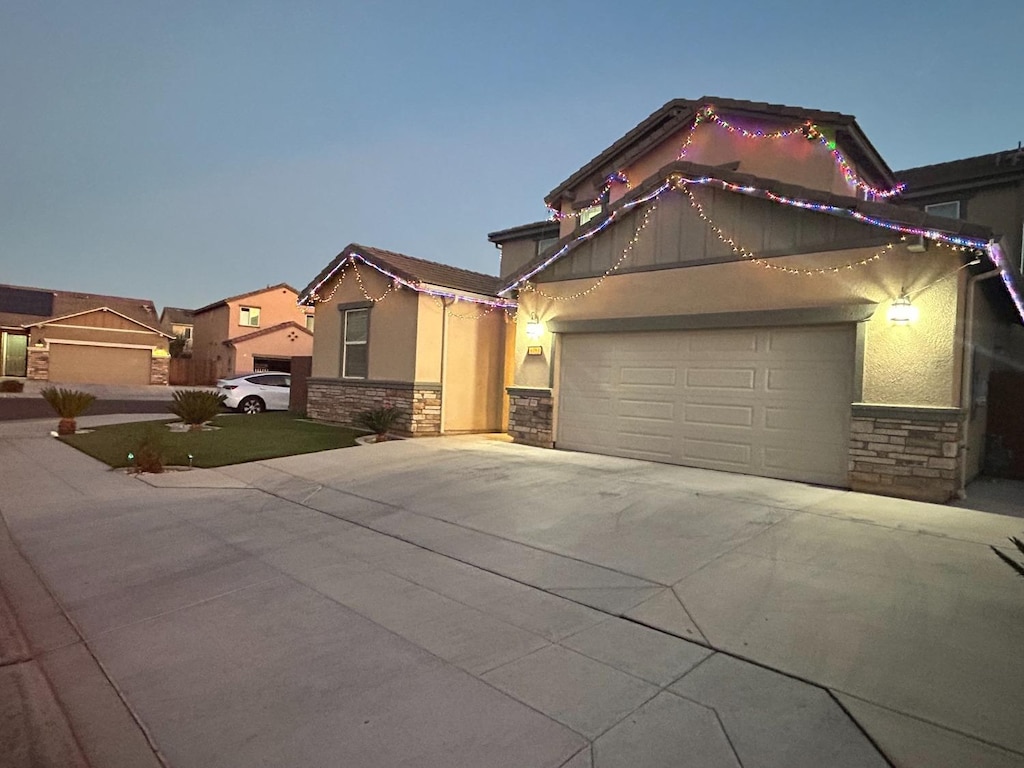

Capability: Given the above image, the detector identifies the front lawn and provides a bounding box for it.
[61,412,361,468]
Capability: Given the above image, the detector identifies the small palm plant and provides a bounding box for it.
[355,404,404,442]
[41,387,96,435]
[169,389,226,430]
[992,536,1024,579]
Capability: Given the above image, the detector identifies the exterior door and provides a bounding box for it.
[557,325,855,487]
[1,332,28,377]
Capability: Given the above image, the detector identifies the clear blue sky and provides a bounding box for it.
[3,0,1022,312]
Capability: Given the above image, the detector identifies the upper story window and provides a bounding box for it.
[305,314,315,332]
[577,204,603,227]
[342,308,368,379]
[535,236,559,257]
[925,201,961,220]
[239,306,261,327]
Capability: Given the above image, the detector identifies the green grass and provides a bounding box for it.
[60,412,361,468]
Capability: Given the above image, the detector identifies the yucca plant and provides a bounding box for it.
[992,536,1024,580]
[355,405,404,441]
[169,389,226,430]
[41,387,95,435]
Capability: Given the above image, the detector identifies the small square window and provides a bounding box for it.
[305,314,315,332]
[577,204,603,227]
[239,306,261,327]
[925,201,960,220]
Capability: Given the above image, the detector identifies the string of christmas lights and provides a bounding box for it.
[308,270,346,304]
[526,201,658,300]
[431,296,506,320]
[679,182,897,274]
[547,171,630,221]
[352,263,396,303]
[675,105,905,199]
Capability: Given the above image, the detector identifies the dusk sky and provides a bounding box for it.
[3,0,1022,313]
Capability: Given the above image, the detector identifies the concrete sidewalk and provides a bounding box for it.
[2,422,1022,767]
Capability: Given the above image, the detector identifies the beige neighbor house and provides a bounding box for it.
[498,97,1024,503]
[159,306,195,353]
[300,97,1024,503]
[191,284,314,382]
[298,245,512,436]
[0,283,172,385]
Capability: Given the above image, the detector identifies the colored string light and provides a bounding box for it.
[547,171,631,221]
[676,105,905,199]
[526,201,658,301]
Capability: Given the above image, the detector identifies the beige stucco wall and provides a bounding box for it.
[415,294,443,382]
[32,311,168,351]
[309,267,419,381]
[499,240,539,279]
[191,304,229,377]
[514,245,966,409]
[224,287,310,341]
[441,306,507,432]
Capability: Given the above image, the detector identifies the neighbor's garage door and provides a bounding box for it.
[48,344,152,386]
[557,325,854,487]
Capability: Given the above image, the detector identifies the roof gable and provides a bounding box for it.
[545,96,897,208]
[226,320,312,346]
[299,244,514,308]
[0,282,160,330]
[193,283,299,315]
[22,306,173,337]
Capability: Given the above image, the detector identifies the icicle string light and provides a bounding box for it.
[527,201,658,300]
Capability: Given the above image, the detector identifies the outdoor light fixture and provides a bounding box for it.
[887,293,919,324]
[525,313,544,340]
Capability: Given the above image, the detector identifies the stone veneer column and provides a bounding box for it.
[507,387,554,448]
[848,404,963,503]
[306,378,442,437]
[26,349,49,381]
[150,356,170,385]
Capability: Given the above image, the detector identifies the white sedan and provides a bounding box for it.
[216,373,291,413]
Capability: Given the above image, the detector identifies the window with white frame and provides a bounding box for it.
[239,306,261,327]
[305,314,315,332]
[925,201,961,220]
[342,308,368,378]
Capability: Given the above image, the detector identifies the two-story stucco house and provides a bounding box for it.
[191,283,315,382]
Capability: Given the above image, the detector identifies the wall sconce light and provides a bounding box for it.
[887,293,919,324]
[525,313,544,340]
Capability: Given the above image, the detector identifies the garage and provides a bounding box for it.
[556,325,854,487]
[48,344,153,386]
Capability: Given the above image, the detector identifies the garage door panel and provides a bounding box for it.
[48,344,152,386]
[557,326,853,486]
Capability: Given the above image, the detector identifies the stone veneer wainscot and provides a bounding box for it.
[150,356,169,386]
[848,403,963,503]
[26,348,49,381]
[307,378,442,436]
[507,387,554,448]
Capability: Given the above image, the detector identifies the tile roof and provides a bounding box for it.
[226,321,312,346]
[0,283,159,330]
[193,283,299,315]
[299,244,502,303]
[160,306,195,325]
[487,220,559,244]
[503,157,996,293]
[545,95,893,207]
[896,146,1024,195]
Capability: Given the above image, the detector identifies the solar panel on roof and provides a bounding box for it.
[0,286,53,317]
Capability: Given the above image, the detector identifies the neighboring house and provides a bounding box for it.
[190,284,315,381]
[298,96,1024,503]
[0,283,172,385]
[159,306,195,353]
[298,244,512,436]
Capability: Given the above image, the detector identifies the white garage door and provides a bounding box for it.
[557,325,854,487]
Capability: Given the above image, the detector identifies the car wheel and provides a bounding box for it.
[238,396,265,414]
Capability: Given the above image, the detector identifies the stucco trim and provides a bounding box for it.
[547,304,878,334]
[336,301,374,312]
[308,377,442,391]
[851,403,964,422]
[507,386,553,396]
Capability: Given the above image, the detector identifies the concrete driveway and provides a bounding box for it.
[2,423,1022,768]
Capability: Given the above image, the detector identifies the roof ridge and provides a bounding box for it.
[352,244,500,280]
[0,282,157,305]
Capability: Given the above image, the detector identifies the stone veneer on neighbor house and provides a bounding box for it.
[26,349,49,381]
[848,404,964,503]
[150,356,169,386]
[507,387,554,448]
[307,378,442,436]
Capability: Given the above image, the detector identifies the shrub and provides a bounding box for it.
[355,405,404,438]
[41,387,96,435]
[169,334,190,359]
[130,428,165,473]
[168,389,226,430]
[992,535,1024,579]
[0,379,24,393]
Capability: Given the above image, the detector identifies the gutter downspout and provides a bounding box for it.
[958,267,1001,497]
